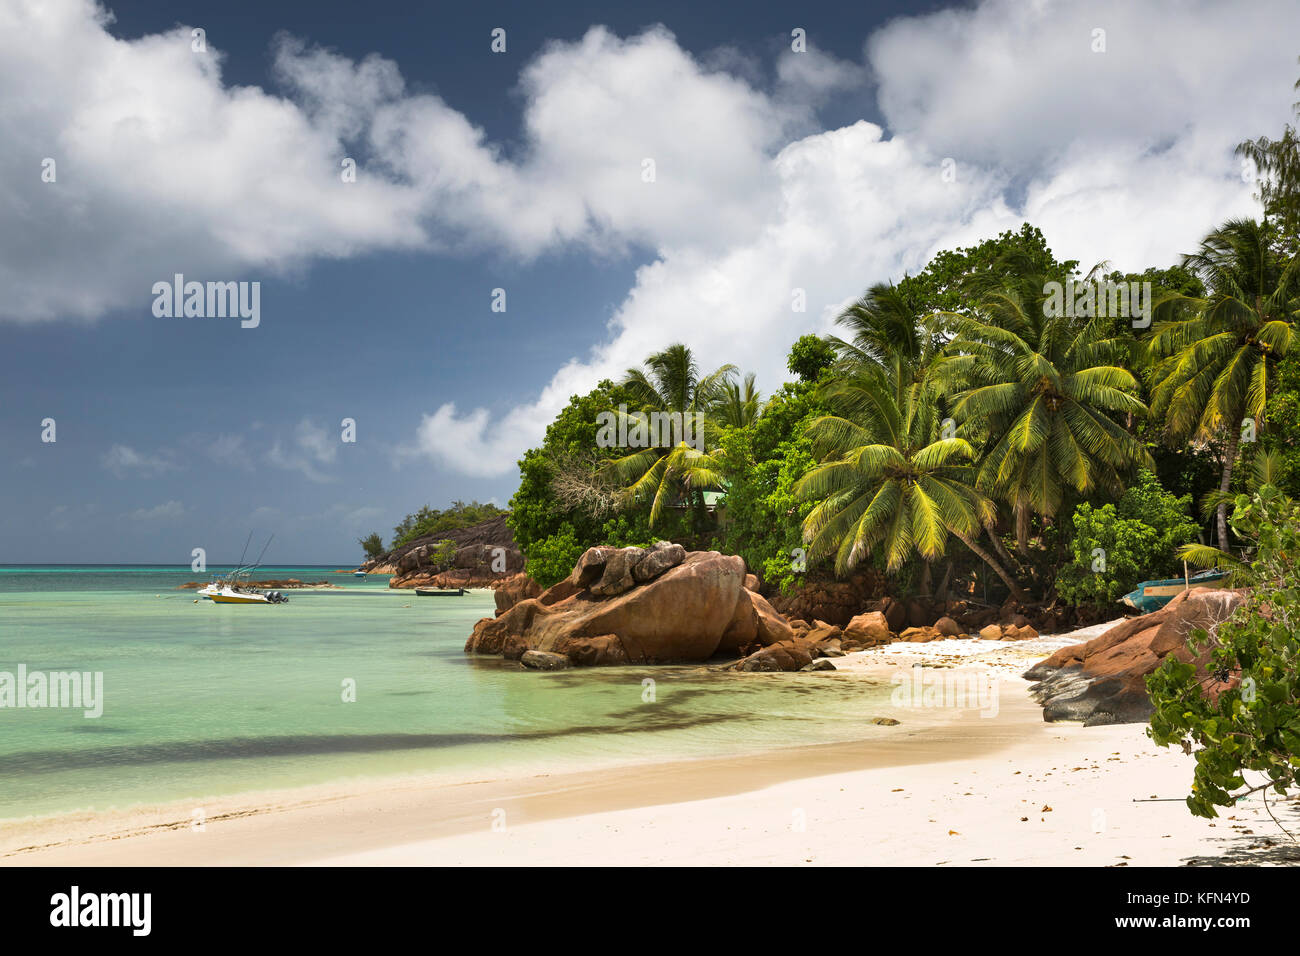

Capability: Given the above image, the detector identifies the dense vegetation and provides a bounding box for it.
[389,500,504,549]
[361,501,506,559]
[1053,471,1200,606]
[1148,483,1300,817]
[507,223,1296,607]
[503,72,1300,614]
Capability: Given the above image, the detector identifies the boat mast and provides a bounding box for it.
[244,534,275,581]
[225,530,255,584]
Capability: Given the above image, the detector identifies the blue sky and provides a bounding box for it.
[1,0,1297,563]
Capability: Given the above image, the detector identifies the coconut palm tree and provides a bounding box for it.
[1235,56,1300,246]
[830,280,1020,573]
[830,282,933,381]
[1179,451,1291,580]
[796,364,1024,599]
[935,276,1154,553]
[1147,218,1298,549]
[716,372,762,428]
[604,344,736,529]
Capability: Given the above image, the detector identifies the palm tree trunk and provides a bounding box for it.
[1217,424,1243,550]
[936,561,953,603]
[1015,504,1030,554]
[984,521,1017,571]
[919,560,933,597]
[953,529,1024,602]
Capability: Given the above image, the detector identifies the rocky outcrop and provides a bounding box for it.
[362,514,526,591]
[934,616,963,638]
[843,611,893,647]
[1023,587,1246,726]
[719,587,794,653]
[978,622,1040,641]
[520,650,570,670]
[767,570,889,627]
[392,541,526,590]
[466,544,789,666]
[735,639,817,672]
[494,573,542,614]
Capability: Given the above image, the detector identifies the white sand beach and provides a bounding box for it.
[4,620,1296,867]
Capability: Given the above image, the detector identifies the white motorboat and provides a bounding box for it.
[208,584,286,605]
[198,533,288,605]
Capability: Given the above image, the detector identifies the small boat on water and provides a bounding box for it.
[208,584,288,605]
[1121,569,1228,613]
[354,571,366,578]
[197,533,289,606]
[415,587,465,597]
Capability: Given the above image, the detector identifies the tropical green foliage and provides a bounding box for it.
[603,343,735,530]
[795,362,1022,596]
[523,523,585,588]
[1054,471,1200,605]
[358,532,385,560]
[712,382,823,592]
[507,379,681,580]
[787,334,835,382]
[1147,218,1298,547]
[1148,485,1300,818]
[1261,352,1300,499]
[1236,60,1300,249]
[894,223,1076,317]
[1178,451,1287,580]
[426,539,457,570]
[717,372,762,428]
[506,83,1297,615]
[935,260,1154,552]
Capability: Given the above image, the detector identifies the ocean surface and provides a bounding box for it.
[0,565,900,820]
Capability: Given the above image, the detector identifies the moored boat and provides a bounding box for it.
[198,533,288,605]
[414,587,465,597]
[209,585,287,605]
[1121,569,1228,613]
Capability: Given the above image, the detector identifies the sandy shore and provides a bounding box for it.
[4,625,1297,867]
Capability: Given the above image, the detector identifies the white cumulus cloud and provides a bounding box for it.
[5,0,1299,479]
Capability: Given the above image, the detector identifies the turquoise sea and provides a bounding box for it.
[0,565,898,820]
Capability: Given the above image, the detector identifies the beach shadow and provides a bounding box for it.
[1181,798,1300,866]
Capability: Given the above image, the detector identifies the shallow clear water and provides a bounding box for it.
[0,566,897,819]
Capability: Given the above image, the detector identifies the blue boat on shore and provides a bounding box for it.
[1121,569,1229,613]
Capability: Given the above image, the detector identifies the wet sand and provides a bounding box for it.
[4,627,1294,866]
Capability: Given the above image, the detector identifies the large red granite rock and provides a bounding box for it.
[466,547,792,666]
[494,573,543,614]
[843,610,893,647]
[1023,587,1246,726]
[733,639,818,672]
[718,587,794,653]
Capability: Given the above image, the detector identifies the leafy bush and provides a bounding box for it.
[524,524,585,589]
[427,539,457,571]
[1147,487,1300,818]
[786,334,835,382]
[598,514,658,550]
[509,381,636,555]
[1054,471,1200,604]
[711,382,823,591]
[1263,352,1300,499]
[358,532,385,560]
